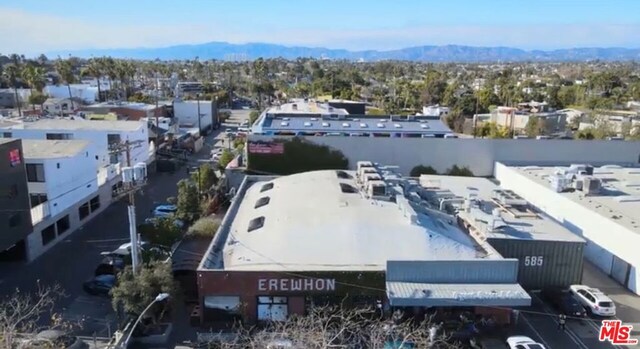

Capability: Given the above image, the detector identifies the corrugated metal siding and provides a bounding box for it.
[386,282,531,307]
[487,239,584,289]
[386,259,519,284]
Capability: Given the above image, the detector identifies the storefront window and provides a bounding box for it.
[203,296,242,322]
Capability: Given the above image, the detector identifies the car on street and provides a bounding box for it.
[153,204,177,217]
[506,336,545,349]
[541,287,587,317]
[18,330,87,349]
[569,284,616,316]
[82,274,116,297]
[94,254,126,276]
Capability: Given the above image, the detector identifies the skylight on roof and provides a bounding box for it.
[248,216,265,232]
[420,124,430,129]
[282,117,290,121]
[280,122,289,126]
[342,123,350,127]
[377,123,385,128]
[360,123,368,128]
[260,182,274,192]
[394,123,402,128]
[353,118,360,121]
[322,122,330,127]
[310,117,318,121]
[379,119,387,122]
[304,122,312,127]
[255,196,270,208]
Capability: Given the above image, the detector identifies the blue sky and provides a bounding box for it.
[1,0,639,54]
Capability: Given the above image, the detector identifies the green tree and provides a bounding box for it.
[2,63,22,116]
[445,165,474,177]
[54,59,76,109]
[524,116,548,137]
[28,92,48,111]
[176,179,200,223]
[410,165,438,177]
[218,149,235,169]
[128,91,154,104]
[249,110,260,125]
[111,261,178,318]
[191,163,218,194]
[82,58,103,102]
[138,217,182,247]
[475,88,500,113]
[421,70,447,105]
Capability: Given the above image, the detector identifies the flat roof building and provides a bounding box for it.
[495,162,640,294]
[251,100,454,138]
[196,165,530,325]
[418,175,586,290]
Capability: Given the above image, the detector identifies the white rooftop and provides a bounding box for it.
[265,100,349,115]
[88,101,159,111]
[513,165,640,232]
[418,175,585,242]
[222,170,490,271]
[0,118,144,132]
[21,139,90,159]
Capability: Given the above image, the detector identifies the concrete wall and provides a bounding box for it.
[494,162,640,294]
[249,136,640,176]
[173,101,214,130]
[44,84,98,103]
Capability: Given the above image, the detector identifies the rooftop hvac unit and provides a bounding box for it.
[358,167,378,181]
[122,167,134,183]
[583,177,602,195]
[356,161,374,172]
[550,174,570,193]
[367,181,387,198]
[574,178,584,191]
[492,189,528,206]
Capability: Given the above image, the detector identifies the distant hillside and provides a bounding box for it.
[48,42,640,62]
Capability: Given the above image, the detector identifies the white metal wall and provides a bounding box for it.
[495,162,640,294]
[173,101,213,130]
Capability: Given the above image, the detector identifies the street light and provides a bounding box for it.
[121,293,170,348]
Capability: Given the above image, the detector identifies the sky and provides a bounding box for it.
[1,0,640,55]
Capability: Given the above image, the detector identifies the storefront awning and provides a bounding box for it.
[386,282,531,307]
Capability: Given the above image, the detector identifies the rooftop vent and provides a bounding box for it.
[322,122,330,127]
[280,121,289,126]
[360,123,368,128]
[310,117,318,121]
[420,124,430,129]
[260,182,274,192]
[304,122,312,127]
[340,183,358,194]
[492,189,528,206]
[377,123,385,128]
[254,197,270,208]
[291,104,298,111]
[282,117,290,121]
[394,123,402,128]
[379,119,387,122]
[353,118,360,122]
[342,123,350,128]
[248,216,265,232]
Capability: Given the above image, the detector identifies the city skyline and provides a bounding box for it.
[1,0,640,55]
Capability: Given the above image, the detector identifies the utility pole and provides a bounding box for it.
[196,94,202,135]
[110,139,146,274]
[155,71,160,134]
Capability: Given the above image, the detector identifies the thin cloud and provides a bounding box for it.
[1,7,638,55]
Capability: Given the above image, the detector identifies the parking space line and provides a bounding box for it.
[530,292,591,349]
[521,313,554,349]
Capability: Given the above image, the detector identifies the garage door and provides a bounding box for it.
[583,239,613,274]
[611,255,630,286]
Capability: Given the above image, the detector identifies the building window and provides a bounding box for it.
[8,213,21,228]
[45,133,72,140]
[203,296,242,322]
[257,296,288,322]
[26,164,45,182]
[89,196,100,212]
[9,148,21,166]
[248,216,265,232]
[254,197,270,209]
[2,132,12,138]
[107,134,121,145]
[29,194,48,208]
[41,224,56,245]
[260,182,274,192]
[56,215,70,235]
[78,202,90,220]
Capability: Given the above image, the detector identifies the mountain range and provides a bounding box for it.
[48,42,640,62]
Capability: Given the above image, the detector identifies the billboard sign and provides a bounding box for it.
[248,141,284,154]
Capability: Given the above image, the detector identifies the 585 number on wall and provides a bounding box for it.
[524,256,544,267]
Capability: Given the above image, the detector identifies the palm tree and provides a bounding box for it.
[21,65,46,111]
[2,63,22,116]
[82,58,103,102]
[54,59,76,110]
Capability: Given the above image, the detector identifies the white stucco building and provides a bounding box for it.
[173,100,216,131]
[44,84,99,104]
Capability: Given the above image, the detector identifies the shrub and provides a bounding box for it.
[410,165,438,177]
[186,217,221,239]
[445,165,474,177]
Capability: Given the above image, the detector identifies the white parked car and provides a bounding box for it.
[506,336,546,349]
[569,285,616,316]
[153,204,177,218]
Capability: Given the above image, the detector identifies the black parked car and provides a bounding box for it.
[82,274,116,297]
[542,287,587,317]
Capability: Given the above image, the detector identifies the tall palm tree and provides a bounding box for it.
[2,63,22,116]
[82,58,103,102]
[22,65,46,111]
[54,59,76,110]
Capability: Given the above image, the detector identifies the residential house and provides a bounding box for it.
[43,98,74,116]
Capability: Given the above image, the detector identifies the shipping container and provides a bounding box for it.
[487,238,585,290]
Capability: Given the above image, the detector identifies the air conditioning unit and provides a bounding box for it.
[583,176,602,195]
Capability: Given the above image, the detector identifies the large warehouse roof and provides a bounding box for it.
[215,170,496,271]
[513,165,640,232]
[418,175,585,242]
